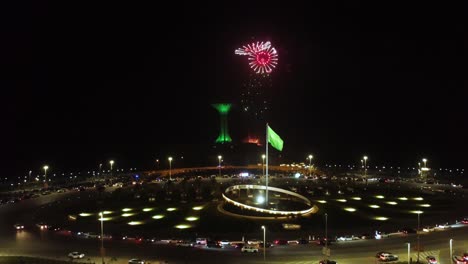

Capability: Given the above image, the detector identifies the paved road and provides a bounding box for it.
[0,190,467,264]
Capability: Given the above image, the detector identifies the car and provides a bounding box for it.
[68,252,85,259]
[13,224,24,230]
[452,255,467,264]
[423,226,436,232]
[426,255,437,264]
[36,223,48,230]
[435,223,451,229]
[376,252,392,258]
[176,240,194,247]
[274,239,288,245]
[319,260,337,264]
[219,240,230,246]
[398,228,416,234]
[462,217,468,224]
[241,245,259,253]
[379,253,398,261]
[128,259,145,264]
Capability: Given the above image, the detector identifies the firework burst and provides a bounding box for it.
[235,41,278,74]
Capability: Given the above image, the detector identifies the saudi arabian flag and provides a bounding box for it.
[267,125,284,151]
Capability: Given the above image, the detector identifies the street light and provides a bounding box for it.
[28,170,32,182]
[261,225,266,261]
[109,160,114,176]
[363,156,368,183]
[99,212,105,264]
[422,158,427,168]
[407,243,410,264]
[449,239,453,264]
[262,154,266,178]
[156,159,159,170]
[308,155,313,177]
[325,213,329,259]
[99,163,102,177]
[218,155,222,177]
[43,165,49,187]
[417,211,421,263]
[168,157,173,180]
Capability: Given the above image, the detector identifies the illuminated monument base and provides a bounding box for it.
[220,185,317,219]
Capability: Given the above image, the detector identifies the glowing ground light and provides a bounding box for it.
[98,217,112,221]
[128,221,143,226]
[336,199,347,203]
[175,224,191,229]
[143,208,154,212]
[192,206,203,211]
[122,208,133,212]
[167,208,177,212]
[352,197,362,200]
[369,205,380,208]
[413,197,424,201]
[102,211,113,214]
[419,204,431,207]
[317,200,327,204]
[122,213,135,217]
[411,210,424,214]
[152,215,164,219]
[386,201,398,205]
[398,197,408,201]
[79,213,92,217]
[374,217,389,221]
[344,208,356,212]
[185,217,199,221]
[375,195,385,199]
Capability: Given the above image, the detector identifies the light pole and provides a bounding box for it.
[422,158,427,181]
[168,157,173,180]
[325,213,329,259]
[308,155,313,177]
[262,154,266,178]
[261,225,266,261]
[218,155,222,177]
[43,165,49,188]
[363,156,368,184]
[156,159,159,170]
[99,212,105,264]
[407,243,410,264]
[417,211,421,263]
[28,170,32,182]
[449,239,453,263]
[109,160,114,177]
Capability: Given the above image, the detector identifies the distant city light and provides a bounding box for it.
[413,197,424,201]
[122,213,135,217]
[185,217,199,221]
[143,208,154,212]
[128,221,143,225]
[122,208,133,212]
[352,197,362,200]
[369,205,380,208]
[375,195,385,199]
[336,199,347,203]
[167,208,177,212]
[344,208,356,212]
[398,197,408,201]
[317,200,327,204]
[386,201,398,205]
[192,206,204,210]
[419,204,431,207]
[411,210,424,214]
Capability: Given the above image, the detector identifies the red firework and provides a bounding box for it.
[235,41,278,74]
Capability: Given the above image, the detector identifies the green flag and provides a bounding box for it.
[267,125,284,151]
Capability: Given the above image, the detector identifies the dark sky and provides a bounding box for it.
[3,2,465,177]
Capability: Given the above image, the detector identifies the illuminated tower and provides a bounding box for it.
[212,103,232,144]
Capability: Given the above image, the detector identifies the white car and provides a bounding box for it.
[379,253,398,261]
[435,223,451,229]
[128,259,145,264]
[68,252,85,259]
[241,246,259,253]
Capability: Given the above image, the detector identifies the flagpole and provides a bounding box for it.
[265,123,269,205]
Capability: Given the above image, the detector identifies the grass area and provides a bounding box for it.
[32,179,468,239]
[0,256,89,264]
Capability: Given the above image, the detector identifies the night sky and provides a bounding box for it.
[3,2,465,177]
